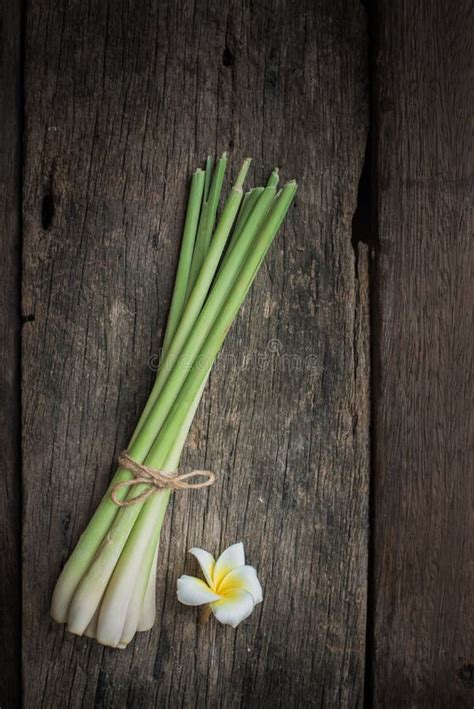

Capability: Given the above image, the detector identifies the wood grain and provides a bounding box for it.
[0,1,22,706]
[372,0,474,705]
[22,1,369,706]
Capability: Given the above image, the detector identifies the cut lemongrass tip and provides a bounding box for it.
[51,156,296,648]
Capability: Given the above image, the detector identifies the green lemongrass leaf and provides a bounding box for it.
[160,169,205,357]
[266,166,280,188]
[204,152,228,248]
[203,155,213,199]
[225,187,265,256]
[186,152,227,297]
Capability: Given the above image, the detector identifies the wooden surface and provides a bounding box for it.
[21,1,369,707]
[1,0,472,707]
[371,0,473,706]
[0,1,22,707]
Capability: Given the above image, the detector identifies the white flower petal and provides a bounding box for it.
[210,588,255,628]
[217,565,263,604]
[188,548,215,587]
[176,575,221,606]
[213,542,245,586]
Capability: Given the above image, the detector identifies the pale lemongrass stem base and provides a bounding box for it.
[118,552,156,646]
[118,519,164,646]
[137,543,158,631]
[95,492,169,647]
[84,608,99,639]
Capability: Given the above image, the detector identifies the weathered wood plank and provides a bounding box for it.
[0,1,22,706]
[372,1,473,705]
[22,1,369,706]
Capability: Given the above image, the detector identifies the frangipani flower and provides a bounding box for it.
[177,542,262,627]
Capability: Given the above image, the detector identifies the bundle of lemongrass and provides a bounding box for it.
[51,154,297,648]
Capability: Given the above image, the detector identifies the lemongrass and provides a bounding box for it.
[74,183,296,642]
[51,156,297,648]
[51,159,249,622]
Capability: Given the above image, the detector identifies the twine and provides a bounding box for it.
[110,450,216,507]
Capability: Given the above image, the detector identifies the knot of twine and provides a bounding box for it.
[110,450,216,507]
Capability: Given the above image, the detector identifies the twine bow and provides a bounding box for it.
[111,450,216,507]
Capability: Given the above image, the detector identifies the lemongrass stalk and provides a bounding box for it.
[192,156,213,267]
[203,155,213,198]
[51,162,249,624]
[135,162,225,631]
[160,169,205,356]
[131,171,206,623]
[214,188,264,282]
[185,153,227,297]
[65,183,294,637]
[136,544,158,631]
[134,165,211,629]
[266,166,280,188]
[233,188,264,238]
[222,171,278,269]
[201,153,227,253]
